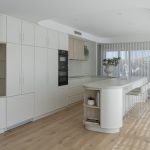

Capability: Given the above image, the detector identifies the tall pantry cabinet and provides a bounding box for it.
[6,16,35,128]
[0,14,69,132]
[34,27,69,118]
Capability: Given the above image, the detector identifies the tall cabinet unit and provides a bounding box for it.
[35,47,48,117]
[0,14,72,132]
[57,32,69,108]
[6,16,35,128]
[47,49,58,111]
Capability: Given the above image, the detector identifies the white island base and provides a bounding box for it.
[84,122,120,133]
[83,77,149,133]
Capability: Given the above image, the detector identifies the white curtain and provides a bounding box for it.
[100,41,150,80]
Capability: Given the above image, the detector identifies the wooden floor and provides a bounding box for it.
[0,101,150,150]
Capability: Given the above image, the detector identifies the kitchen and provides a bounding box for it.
[0,0,150,149]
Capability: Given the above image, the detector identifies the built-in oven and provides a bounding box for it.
[58,50,68,86]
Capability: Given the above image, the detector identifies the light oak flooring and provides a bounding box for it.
[0,101,150,150]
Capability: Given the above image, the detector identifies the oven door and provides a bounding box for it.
[58,71,68,86]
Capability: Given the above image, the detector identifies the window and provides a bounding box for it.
[99,42,150,80]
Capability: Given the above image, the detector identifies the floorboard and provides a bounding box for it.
[0,101,150,150]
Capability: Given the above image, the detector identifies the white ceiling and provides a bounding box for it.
[1,0,150,38]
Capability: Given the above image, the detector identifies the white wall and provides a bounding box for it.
[69,41,96,77]
[107,35,150,43]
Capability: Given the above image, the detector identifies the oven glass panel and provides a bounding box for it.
[58,50,68,86]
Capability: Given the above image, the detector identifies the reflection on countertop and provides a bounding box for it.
[69,75,90,79]
[68,75,110,80]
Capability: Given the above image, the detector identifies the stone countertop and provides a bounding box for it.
[83,77,147,90]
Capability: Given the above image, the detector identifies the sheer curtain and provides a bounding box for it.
[99,41,150,80]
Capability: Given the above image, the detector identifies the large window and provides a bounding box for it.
[99,42,150,80]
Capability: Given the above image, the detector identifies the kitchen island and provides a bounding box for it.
[83,77,149,133]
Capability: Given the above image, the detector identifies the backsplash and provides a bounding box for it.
[68,40,96,77]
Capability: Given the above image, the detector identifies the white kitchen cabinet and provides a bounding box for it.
[22,21,35,46]
[35,25,47,48]
[7,16,22,44]
[7,94,34,128]
[57,85,69,108]
[0,15,6,43]
[22,46,34,94]
[0,97,6,133]
[7,44,21,97]
[48,29,58,49]
[47,49,58,111]
[35,47,49,117]
[58,32,68,50]
[68,77,91,104]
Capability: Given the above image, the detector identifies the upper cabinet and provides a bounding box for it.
[48,29,58,49]
[7,16,22,44]
[35,25,47,48]
[58,32,68,50]
[0,15,6,43]
[69,37,85,60]
[22,21,35,46]
[68,37,74,59]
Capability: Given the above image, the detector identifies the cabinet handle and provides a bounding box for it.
[22,72,24,85]
[22,33,24,42]
[46,37,48,47]
[19,33,22,43]
[19,72,22,88]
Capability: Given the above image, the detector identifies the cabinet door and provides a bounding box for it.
[58,32,68,50]
[68,37,74,59]
[22,21,35,46]
[7,16,21,44]
[7,94,34,127]
[35,47,49,117]
[35,26,47,48]
[0,15,6,43]
[73,39,79,59]
[22,46,34,94]
[0,98,6,131]
[80,40,85,60]
[7,44,21,96]
[47,49,58,111]
[48,29,58,49]
[57,85,69,109]
[78,40,84,60]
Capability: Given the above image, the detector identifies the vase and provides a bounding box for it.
[104,65,114,77]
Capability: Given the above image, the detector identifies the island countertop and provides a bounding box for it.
[83,77,148,90]
[83,76,148,133]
